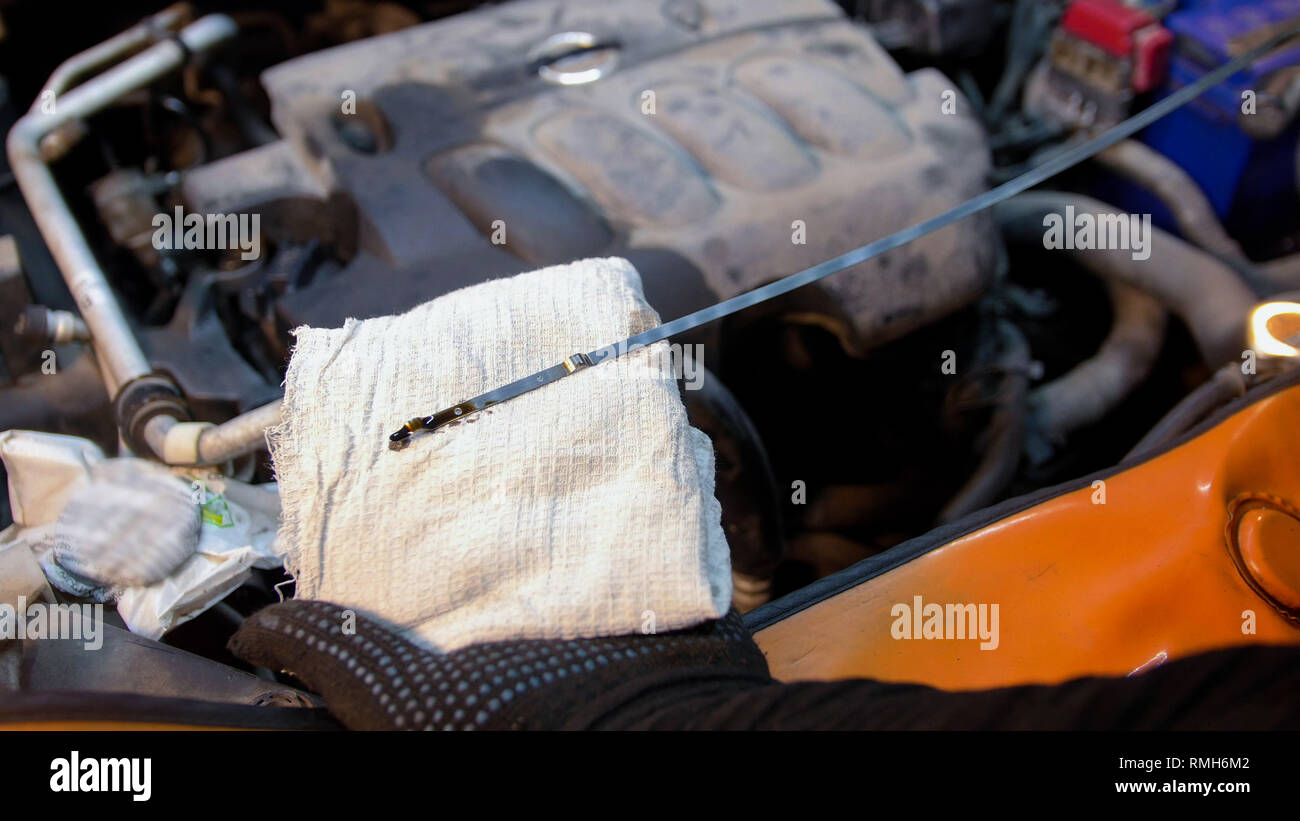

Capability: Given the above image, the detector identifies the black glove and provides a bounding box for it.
[231,600,1300,730]
[228,599,772,730]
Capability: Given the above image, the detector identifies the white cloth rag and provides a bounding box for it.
[270,257,730,651]
[0,429,281,638]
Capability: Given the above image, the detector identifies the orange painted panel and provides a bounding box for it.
[755,382,1300,689]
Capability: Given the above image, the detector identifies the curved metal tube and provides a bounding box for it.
[6,14,238,395]
[34,5,190,110]
[194,400,283,465]
[144,399,282,467]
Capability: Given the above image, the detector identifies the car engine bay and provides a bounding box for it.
[2,0,1299,708]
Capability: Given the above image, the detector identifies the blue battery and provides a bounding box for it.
[1132,0,1300,245]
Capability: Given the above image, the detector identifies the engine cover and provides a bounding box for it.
[181,0,996,348]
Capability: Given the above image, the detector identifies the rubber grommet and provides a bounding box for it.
[113,375,191,458]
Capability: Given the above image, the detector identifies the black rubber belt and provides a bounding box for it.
[390,22,1300,445]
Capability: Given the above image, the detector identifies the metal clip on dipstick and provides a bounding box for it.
[387,20,1300,448]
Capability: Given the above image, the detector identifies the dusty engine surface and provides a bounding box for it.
[182,0,994,352]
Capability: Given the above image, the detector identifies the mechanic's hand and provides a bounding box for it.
[229,599,770,730]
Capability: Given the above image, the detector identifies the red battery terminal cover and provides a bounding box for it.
[1062,0,1174,92]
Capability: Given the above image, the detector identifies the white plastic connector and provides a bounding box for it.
[162,421,216,466]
